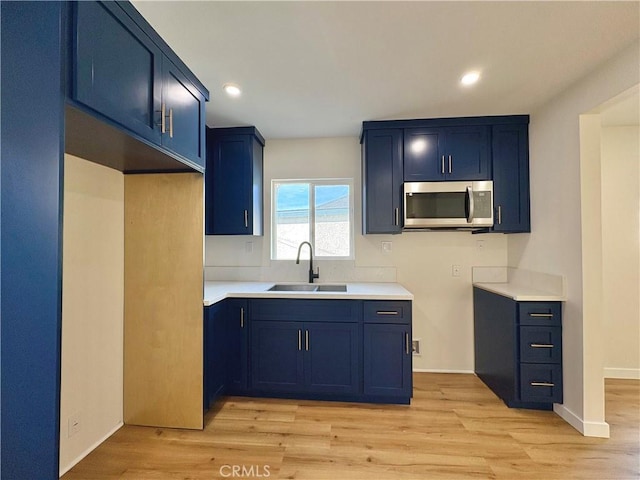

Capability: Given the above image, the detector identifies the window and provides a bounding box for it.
[271,179,354,260]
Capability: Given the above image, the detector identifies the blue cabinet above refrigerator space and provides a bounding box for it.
[67,1,209,173]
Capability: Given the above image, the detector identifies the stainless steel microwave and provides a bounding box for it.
[403,180,494,229]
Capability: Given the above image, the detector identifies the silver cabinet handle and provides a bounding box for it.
[530,382,555,387]
[305,330,309,351]
[405,333,410,354]
[441,155,445,174]
[530,343,554,348]
[240,307,244,328]
[448,155,452,174]
[376,311,399,315]
[497,205,502,225]
[298,329,302,351]
[244,210,249,228]
[168,108,173,138]
[394,207,399,226]
[529,313,554,318]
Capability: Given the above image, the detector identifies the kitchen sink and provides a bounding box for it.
[316,284,347,292]
[267,284,347,292]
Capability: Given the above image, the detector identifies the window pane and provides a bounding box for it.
[275,183,309,260]
[314,184,350,257]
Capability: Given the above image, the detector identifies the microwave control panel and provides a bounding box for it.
[474,191,492,218]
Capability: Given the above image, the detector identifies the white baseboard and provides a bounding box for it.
[604,367,640,379]
[59,422,124,477]
[413,368,475,374]
[553,404,610,438]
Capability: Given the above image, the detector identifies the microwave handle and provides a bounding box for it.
[466,186,475,223]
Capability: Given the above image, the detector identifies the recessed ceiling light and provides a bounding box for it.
[460,71,481,86]
[223,83,241,97]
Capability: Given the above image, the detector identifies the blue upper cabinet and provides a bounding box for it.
[492,122,531,233]
[404,125,490,181]
[361,128,403,234]
[206,127,265,235]
[161,57,206,165]
[70,1,208,171]
[74,1,162,144]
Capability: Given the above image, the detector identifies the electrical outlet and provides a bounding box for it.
[68,413,81,438]
[412,339,421,355]
[381,241,392,253]
[452,265,461,277]
[477,240,485,250]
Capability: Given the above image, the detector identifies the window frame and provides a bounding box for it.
[271,178,355,261]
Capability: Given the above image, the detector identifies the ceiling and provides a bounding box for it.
[133,1,640,139]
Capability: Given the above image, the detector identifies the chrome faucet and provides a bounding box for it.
[296,241,320,284]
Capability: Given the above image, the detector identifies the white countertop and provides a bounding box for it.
[473,282,566,302]
[204,281,414,306]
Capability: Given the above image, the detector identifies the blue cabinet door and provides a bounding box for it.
[362,129,403,234]
[206,128,264,236]
[226,299,249,394]
[445,126,490,180]
[404,126,489,181]
[161,57,206,168]
[363,324,412,398]
[404,128,445,181]
[303,322,360,395]
[73,1,162,144]
[251,321,304,393]
[204,303,226,409]
[492,123,530,232]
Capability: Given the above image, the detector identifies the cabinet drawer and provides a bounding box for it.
[520,364,563,403]
[364,301,412,324]
[519,326,562,364]
[518,302,561,326]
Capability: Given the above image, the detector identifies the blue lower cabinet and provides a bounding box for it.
[225,299,249,394]
[473,287,563,410]
[304,322,360,395]
[251,321,305,393]
[205,298,412,405]
[204,303,225,410]
[363,324,412,400]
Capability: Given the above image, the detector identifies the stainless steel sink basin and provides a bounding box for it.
[268,284,318,292]
[267,284,347,292]
[316,284,347,292]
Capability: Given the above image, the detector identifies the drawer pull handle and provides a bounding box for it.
[377,311,399,315]
[530,343,554,348]
[529,313,554,318]
[530,382,555,387]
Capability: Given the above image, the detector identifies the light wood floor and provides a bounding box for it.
[62,374,639,479]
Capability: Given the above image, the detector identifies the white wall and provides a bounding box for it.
[60,155,124,474]
[601,126,640,378]
[206,137,508,372]
[508,41,640,437]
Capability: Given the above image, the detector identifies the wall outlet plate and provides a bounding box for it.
[412,339,421,355]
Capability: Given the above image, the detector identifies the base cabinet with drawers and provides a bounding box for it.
[204,298,413,406]
[473,287,563,410]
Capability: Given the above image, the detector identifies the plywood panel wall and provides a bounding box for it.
[124,173,204,429]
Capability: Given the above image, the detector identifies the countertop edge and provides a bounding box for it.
[203,282,414,306]
[473,282,566,302]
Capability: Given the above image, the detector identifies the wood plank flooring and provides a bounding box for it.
[62,374,639,479]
